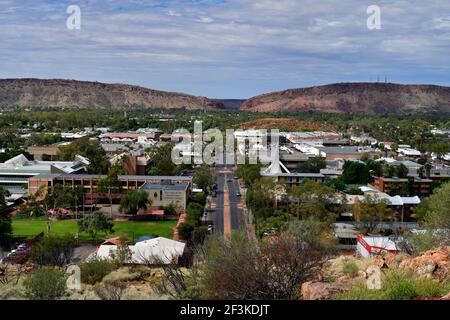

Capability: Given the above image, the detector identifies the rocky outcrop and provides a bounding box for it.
[241,83,450,114]
[0,78,219,110]
[301,277,365,300]
[398,246,450,282]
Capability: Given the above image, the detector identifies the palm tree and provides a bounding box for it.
[119,190,151,216]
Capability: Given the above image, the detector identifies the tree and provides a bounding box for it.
[193,165,214,193]
[356,195,394,233]
[57,137,109,174]
[246,178,279,220]
[342,161,371,184]
[296,157,326,173]
[18,185,75,233]
[78,211,114,243]
[235,163,262,184]
[415,181,450,230]
[146,143,182,176]
[168,231,327,300]
[288,180,338,222]
[0,187,12,247]
[24,267,67,300]
[119,189,151,216]
[97,173,122,217]
[286,217,334,250]
[29,234,76,267]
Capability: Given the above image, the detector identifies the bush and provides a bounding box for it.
[29,234,76,267]
[94,281,126,300]
[193,192,206,206]
[79,258,117,285]
[24,267,67,300]
[383,278,416,300]
[340,269,450,300]
[341,259,359,278]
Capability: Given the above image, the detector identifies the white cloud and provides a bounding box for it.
[196,16,214,23]
[0,0,449,97]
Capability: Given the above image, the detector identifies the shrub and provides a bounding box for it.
[79,258,117,285]
[94,281,126,300]
[109,243,133,266]
[383,278,416,300]
[341,259,359,278]
[340,269,450,300]
[29,234,76,267]
[24,267,67,300]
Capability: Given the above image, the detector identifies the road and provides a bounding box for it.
[208,164,244,237]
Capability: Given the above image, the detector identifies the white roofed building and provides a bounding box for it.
[94,237,186,265]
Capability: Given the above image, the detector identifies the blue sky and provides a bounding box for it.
[0,0,449,98]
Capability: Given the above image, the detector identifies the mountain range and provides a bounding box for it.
[1,79,449,114]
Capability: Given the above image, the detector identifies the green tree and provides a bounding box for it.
[29,234,76,267]
[146,143,182,176]
[288,180,338,222]
[24,267,67,300]
[415,181,450,230]
[119,189,151,216]
[342,161,371,184]
[236,163,262,184]
[57,137,109,174]
[0,187,12,246]
[97,173,122,217]
[246,178,279,219]
[193,165,214,193]
[296,157,326,173]
[78,211,114,243]
[356,195,394,233]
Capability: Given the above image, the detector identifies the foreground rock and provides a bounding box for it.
[398,246,450,282]
[301,277,364,300]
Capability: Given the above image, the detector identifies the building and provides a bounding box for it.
[94,237,185,265]
[397,145,421,158]
[28,173,193,212]
[318,146,379,160]
[350,135,378,145]
[279,146,310,170]
[261,155,325,190]
[123,154,150,175]
[99,130,161,142]
[284,131,341,144]
[27,145,61,160]
[356,235,400,258]
[28,174,193,196]
[371,177,432,198]
[142,183,190,211]
[348,186,421,222]
[0,154,89,199]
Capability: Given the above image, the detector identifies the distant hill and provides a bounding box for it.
[0,78,219,110]
[241,83,450,114]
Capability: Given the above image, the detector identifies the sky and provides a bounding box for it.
[0,0,449,98]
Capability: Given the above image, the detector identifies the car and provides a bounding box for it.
[236,192,241,197]
[207,224,214,232]
[227,178,233,182]
[233,176,239,180]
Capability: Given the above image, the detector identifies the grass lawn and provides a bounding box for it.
[12,218,177,242]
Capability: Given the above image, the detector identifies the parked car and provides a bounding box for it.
[236,192,241,197]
